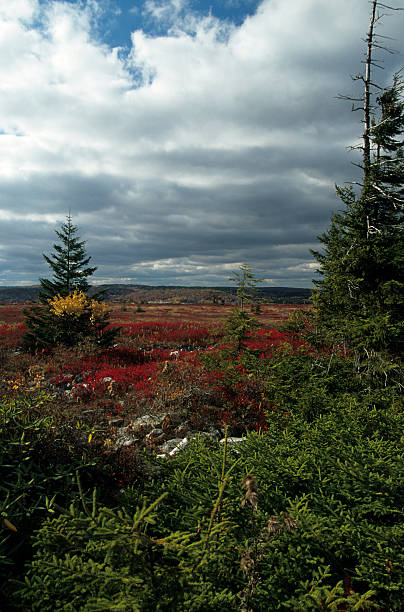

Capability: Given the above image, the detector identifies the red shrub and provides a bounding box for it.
[117,321,213,346]
[0,323,26,348]
[245,328,312,357]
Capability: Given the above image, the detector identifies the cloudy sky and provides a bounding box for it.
[0,0,402,287]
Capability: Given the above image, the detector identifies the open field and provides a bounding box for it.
[110,302,312,325]
[0,301,312,326]
[0,302,312,351]
[0,303,312,424]
[0,301,315,452]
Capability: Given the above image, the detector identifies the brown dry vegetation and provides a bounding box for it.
[109,302,312,326]
[0,302,312,328]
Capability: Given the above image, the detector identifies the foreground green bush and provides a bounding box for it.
[0,392,91,607]
[15,404,404,610]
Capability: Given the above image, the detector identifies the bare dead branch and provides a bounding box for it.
[377,3,404,10]
[335,95,364,101]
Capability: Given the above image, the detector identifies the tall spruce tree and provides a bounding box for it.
[312,1,403,368]
[39,215,97,303]
[23,216,117,350]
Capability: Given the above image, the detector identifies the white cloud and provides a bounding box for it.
[144,0,188,22]
[0,209,62,223]
[286,262,318,273]
[0,0,38,23]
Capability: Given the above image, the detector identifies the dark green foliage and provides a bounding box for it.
[224,307,260,352]
[4,323,404,610]
[14,402,404,611]
[312,75,404,363]
[16,447,241,611]
[0,393,90,607]
[39,215,97,303]
[22,305,60,351]
[226,264,262,351]
[279,309,310,334]
[203,339,403,424]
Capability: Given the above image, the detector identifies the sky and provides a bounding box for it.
[0,0,403,288]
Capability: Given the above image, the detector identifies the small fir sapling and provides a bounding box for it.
[226,264,263,351]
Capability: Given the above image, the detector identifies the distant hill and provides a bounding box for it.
[0,284,312,305]
[0,286,42,303]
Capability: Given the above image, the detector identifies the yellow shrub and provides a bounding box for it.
[48,290,88,317]
[89,300,109,324]
[48,291,110,327]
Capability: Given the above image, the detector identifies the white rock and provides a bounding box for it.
[190,430,221,442]
[131,414,166,431]
[219,436,247,444]
[168,438,189,456]
[158,438,185,454]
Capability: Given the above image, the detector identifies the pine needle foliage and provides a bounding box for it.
[312,2,404,369]
[39,215,97,303]
[0,393,91,607]
[229,263,263,311]
[14,401,404,610]
[224,307,260,352]
[226,264,262,351]
[23,291,118,351]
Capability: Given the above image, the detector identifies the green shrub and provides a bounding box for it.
[224,308,260,352]
[15,404,404,611]
[0,392,92,607]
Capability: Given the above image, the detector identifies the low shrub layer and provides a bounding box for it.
[1,314,403,610]
[13,405,404,611]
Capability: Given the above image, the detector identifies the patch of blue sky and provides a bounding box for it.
[191,0,260,26]
[59,0,262,49]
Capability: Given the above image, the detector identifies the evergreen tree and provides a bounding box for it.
[226,264,262,351]
[39,214,97,303]
[312,1,404,369]
[23,217,117,350]
[229,263,262,311]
